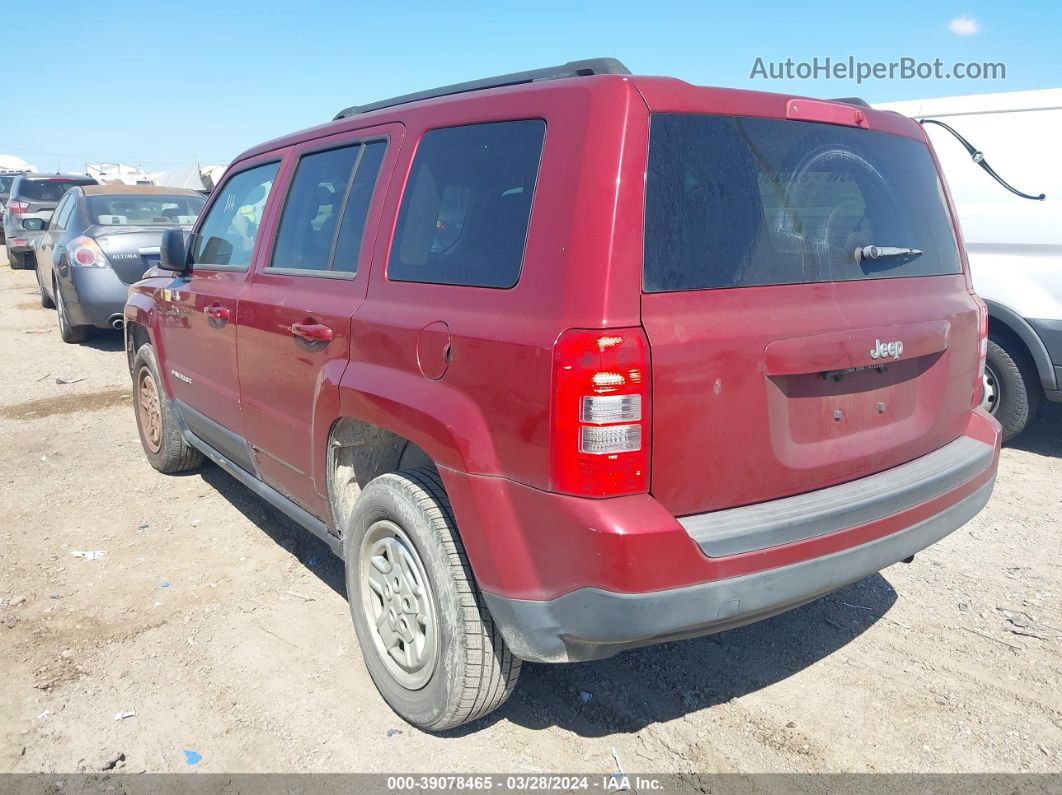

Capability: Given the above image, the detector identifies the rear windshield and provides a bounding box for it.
[88,195,204,226]
[0,175,16,195]
[16,178,96,202]
[643,114,962,292]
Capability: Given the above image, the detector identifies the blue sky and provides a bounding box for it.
[3,0,1058,172]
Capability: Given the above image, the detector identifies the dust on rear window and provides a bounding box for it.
[16,179,96,202]
[643,114,962,292]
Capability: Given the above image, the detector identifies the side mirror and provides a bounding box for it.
[21,217,45,231]
[159,228,193,273]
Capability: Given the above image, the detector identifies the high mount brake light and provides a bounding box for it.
[550,328,650,497]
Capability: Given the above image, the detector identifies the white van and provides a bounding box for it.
[877,89,1062,440]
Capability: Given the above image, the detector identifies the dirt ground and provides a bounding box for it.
[0,255,1059,776]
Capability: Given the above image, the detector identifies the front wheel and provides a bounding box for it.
[983,336,1041,441]
[131,343,203,474]
[344,468,520,731]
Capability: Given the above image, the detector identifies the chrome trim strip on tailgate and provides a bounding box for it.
[679,436,994,557]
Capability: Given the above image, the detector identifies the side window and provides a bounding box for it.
[52,195,74,231]
[332,141,386,273]
[388,120,545,288]
[270,140,387,274]
[193,162,279,269]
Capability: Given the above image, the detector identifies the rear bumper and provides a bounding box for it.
[485,477,993,662]
[442,409,1000,663]
[60,267,131,328]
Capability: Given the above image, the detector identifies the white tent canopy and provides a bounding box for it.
[85,162,154,185]
[0,154,38,173]
[150,164,226,192]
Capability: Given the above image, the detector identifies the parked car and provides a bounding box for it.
[876,90,1062,440]
[124,59,1001,731]
[29,185,204,342]
[3,173,98,269]
[0,171,28,243]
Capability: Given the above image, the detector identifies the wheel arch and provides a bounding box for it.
[984,300,1055,393]
[325,416,436,536]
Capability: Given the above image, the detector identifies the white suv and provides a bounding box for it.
[878,89,1062,440]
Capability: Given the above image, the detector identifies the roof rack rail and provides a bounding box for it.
[333,58,631,120]
[830,96,870,107]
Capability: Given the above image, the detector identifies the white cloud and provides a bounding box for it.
[948,15,981,36]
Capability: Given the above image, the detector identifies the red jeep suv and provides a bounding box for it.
[125,59,1001,731]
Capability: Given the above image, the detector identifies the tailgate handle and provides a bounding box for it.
[764,320,951,376]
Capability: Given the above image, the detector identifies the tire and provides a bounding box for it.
[344,468,520,731]
[984,336,1041,441]
[8,248,24,269]
[37,269,54,309]
[131,343,204,474]
[55,279,90,343]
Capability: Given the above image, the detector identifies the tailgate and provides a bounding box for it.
[641,112,979,516]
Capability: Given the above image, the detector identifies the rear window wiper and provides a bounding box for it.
[919,118,1046,202]
[854,245,923,267]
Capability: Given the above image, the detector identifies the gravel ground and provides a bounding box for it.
[0,257,1059,775]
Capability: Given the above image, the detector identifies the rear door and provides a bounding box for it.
[641,113,980,516]
[155,158,281,471]
[236,125,398,514]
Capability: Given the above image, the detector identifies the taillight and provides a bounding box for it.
[973,297,989,407]
[550,328,650,497]
[7,200,28,214]
[69,236,107,268]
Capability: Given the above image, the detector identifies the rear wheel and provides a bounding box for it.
[344,468,520,731]
[55,279,90,343]
[37,269,54,309]
[984,336,1041,441]
[132,343,203,474]
[7,249,24,269]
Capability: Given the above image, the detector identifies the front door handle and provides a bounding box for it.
[204,304,230,323]
[291,322,333,343]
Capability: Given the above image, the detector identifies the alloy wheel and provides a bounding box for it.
[137,367,163,454]
[360,519,439,690]
[56,285,69,334]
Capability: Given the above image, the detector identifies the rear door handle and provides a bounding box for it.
[291,322,334,343]
[204,304,230,323]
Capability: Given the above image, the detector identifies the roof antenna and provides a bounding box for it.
[919,118,1046,201]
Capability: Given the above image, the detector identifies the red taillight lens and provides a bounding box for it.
[7,200,28,214]
[69,236,107,268]
[973,297,989,407]
[550,328,650,497]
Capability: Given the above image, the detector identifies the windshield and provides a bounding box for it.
[88,195,205,226]
[643,114,962,292]
[17,179,96,202]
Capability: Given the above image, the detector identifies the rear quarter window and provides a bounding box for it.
[643,114,962,292]
[388,119,545,288]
